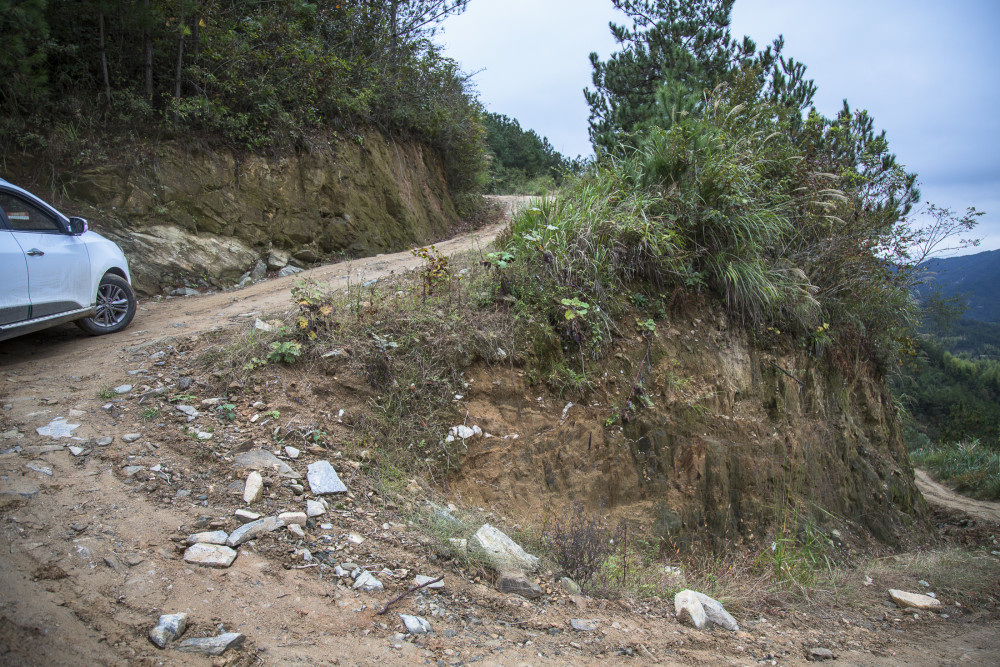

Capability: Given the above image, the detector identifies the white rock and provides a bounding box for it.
[399,614,432,634]
[305,500,326,517]
[122,433,142,443]
[287,524,305,538]
[113,385,133,394]
[889,589,942,611]
[36,417,80,439]
[227,516,285,547]
[473,524,540,572]
[691,590,739,631]
[183,543,237,568]
[234,509,260,523]
[196,431,212,440]
[413,575,445,589]
[278,511,307,526]
[284,446,300,459]
[253,318,273,332]
[243,471,264,504]
[176,632,245,656]
[149,612,188,648]
[68,446,87,456]
[307,460,347,494]
[185,530,228,545]
[674,590,707,630]
[353,571,384,592]
[449,425,476,440]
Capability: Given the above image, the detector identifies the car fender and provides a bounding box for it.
[84,234,132,303]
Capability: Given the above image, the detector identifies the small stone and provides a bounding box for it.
[227,516,285,546]
[26,463,53,476]
[348,533,365,545]
[559,577,582,595]
[253,318,273,332]
[352,571,384,592]
[96,436,114,447]
[183,543,238,568]
[185,531,229,545]
[68,446,88,457]
[234,509,260,523]
[284,446,300,459]
[674,590,707,630]
[570,619,598,632]
[399,614,432,634]
[122,433,142,443]
[123,465,144,477]
[113,385,133,394]
[809,647,835,661]
[690,590,739,631]
[278,511,307,526]
[176,632,245,656]
[414,575,445,589]
[498,571,542,599]
[196,432,212,440]
[234,449,300,479]
[305,500,325,517]
[307,460,347,494]
[149,612,188,648]
[889,589,942,611]
[287,524,305,538]
[278,266,303,277]
[36,417,80,439]
[177,405,199,420]
[177,377,194,390]
[243,471,264,504]
[919,580,930,588]
[473,524,539,572]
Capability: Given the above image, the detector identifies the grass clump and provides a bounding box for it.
[911,439,1000,500]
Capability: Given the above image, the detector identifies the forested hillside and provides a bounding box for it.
[482,112,583,194]
[1,0,485,194]
[919,249,1000,322]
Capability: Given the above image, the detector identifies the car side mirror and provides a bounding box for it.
[67,216,88,235]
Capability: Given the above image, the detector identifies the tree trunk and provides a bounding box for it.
[174,7,185,104]
[390,0,399,54]
[99,13,112,106]
[143,0,152,99]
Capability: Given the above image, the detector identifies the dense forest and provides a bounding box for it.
[1,0,488,195]
[482,112,583,194]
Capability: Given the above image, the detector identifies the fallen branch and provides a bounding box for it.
[375,576,443,616]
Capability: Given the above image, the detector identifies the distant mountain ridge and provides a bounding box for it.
[919,249,1000,322]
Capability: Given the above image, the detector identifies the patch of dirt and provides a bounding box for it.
[1,217,998,665]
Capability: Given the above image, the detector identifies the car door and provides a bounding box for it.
[0,215,30,325]
[0,190,92,319]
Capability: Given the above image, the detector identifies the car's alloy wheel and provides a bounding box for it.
[76,274,137,335]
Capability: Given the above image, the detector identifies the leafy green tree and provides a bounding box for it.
[585,0,815,152]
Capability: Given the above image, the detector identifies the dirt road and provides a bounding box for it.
[914,469,1000,523]
[1,205,998,666]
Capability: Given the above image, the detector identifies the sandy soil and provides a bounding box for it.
[1,205,998,666]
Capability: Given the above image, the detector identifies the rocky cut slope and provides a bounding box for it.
[7,130,461,295]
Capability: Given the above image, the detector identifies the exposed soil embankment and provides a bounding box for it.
[450,308,926,546]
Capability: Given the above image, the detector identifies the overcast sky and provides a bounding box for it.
[440,0,1000,254]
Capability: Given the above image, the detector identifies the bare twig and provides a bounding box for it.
[375,576,443,615]
[770,361,804,386]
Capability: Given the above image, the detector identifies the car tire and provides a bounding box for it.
[76,274,137,336]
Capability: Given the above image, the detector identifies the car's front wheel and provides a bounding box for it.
[76,274,136,335]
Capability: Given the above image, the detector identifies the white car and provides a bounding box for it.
[0,177,137,342]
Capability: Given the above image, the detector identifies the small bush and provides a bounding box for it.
[543,503,624,587]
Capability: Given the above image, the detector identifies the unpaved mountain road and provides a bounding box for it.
[0,198,998,666]
[914,469,1000,523]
